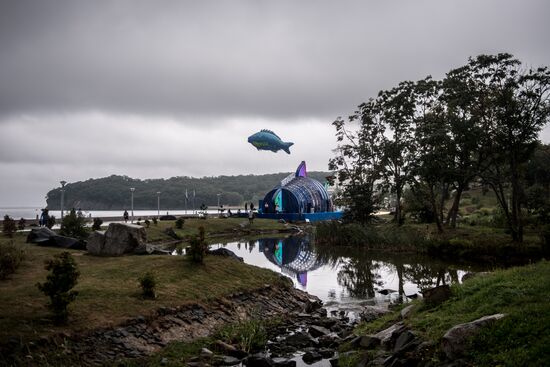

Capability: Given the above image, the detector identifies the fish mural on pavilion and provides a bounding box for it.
[247,129,294,154]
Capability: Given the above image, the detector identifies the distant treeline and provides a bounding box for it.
[45,172,331,210]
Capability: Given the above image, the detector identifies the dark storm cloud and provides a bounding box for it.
[1,0,549,120]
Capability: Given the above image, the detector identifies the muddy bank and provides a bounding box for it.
[1,281,321,366]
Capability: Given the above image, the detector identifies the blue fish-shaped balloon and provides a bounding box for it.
[247,130,294,154]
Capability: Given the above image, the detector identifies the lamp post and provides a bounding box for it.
[157,191,161,217]
[130,188,135,223]
[217,193,222,208]
[60,180,67,219]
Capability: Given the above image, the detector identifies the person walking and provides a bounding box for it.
[123,210,129,223]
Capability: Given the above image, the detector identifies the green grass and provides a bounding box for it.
[0,232,286,344]
[144,217,290,243]
[406,261,550,366]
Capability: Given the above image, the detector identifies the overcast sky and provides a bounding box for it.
[1,0,550,207]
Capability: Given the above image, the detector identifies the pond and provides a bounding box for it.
[209,234,493,314]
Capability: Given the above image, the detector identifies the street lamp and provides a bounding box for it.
[156,192,161,217]
[60,180,67,219]
[217,193,222,208]
[130,188,135,223]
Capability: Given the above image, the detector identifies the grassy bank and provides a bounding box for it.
[139,217,292,243]
[314,221,547,264]
[0,232,286,344]
[353,261,550,366]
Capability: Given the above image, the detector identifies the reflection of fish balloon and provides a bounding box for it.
[247,129,294,154]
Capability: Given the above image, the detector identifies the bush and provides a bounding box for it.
[0,241,25,279]
[91,217,103,231]
[46,215,56,229]
[17,218,26,231]
[60,209,87,239]
[152,217,158,226]
[139,272,156,299]
[2,215,16,237]
[36,252,80,324]
[188,226,208,263]
[175,217,185,229]
[144,219,150,228]
[217,319,268,353]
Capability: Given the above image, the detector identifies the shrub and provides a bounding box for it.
[188,226,208,263]
[0,241,25,279]
[175,217,185,229]
[46,215,56,229]
[36,252,80,324]
[139,272,156,299]
[144,219,150,228]
[17,218,26,231]
[152,217,158,226]
[60,209,88,239]
[2,215,16,237]
[217,319,268,353]
[91,217,103,231]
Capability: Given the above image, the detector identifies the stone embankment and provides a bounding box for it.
[2,281,322,365]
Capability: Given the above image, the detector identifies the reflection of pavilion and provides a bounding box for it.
[258,236,323,287]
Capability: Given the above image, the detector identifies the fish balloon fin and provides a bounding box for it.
[283,142,294,154]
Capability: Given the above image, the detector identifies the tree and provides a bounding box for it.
[36,252,80,324]
[379,81,417,224]
[411,77,452,232]
[472,54,550,242]
[60,208,87,239]
[329,98,386,223]
[188,226,208,263]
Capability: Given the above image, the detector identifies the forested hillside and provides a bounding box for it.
[45,172,331,210]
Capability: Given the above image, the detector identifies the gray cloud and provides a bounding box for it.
[1,0,549,120]
[1,0,550,207]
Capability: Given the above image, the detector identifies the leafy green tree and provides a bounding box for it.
[36,252,80,324]
[379,81,417,224]
[60,208,87,239]
[472,54,550,242]
[329,98,386,223]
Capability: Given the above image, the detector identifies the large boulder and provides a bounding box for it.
[87,223,147,256]
[26,227,84,249]
[441,314,506,359]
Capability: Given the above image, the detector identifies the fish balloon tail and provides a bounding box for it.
[283,142,294,154]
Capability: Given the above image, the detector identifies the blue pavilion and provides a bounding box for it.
[257,161,343,222]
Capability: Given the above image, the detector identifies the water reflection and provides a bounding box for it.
[217,235,492,306]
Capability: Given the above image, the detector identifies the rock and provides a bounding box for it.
[284,332,317,347]
[422,285,452,306]
[329,357,339,367]
[317,333,341,348]
[86,230,106,254]
[313,317,339,329]
[208,248,244,262]
[200,347,214,358]
[272,357,296,367]
[245,353,275,367]
[378,289,396,295]
[441,314,506,359]
[373,323,406,350]
[400,305,414,319]
[214,340,248,359]
[213,355,241,366]
[393,330,416,353]
[160,357,169,365]
[308,325,331,338]
[27,227,84,249]
[359,335,380,349]
[87,223,147,256]
[319,348,335,358]
[302,351,322,364]
[360,306,391,322]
